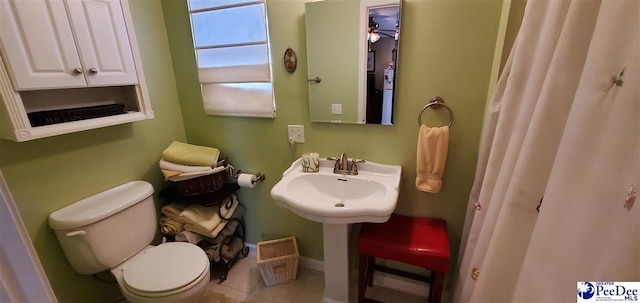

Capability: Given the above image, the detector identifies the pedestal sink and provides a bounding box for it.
[271,157,401,303]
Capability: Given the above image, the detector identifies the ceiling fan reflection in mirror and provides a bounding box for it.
[367,13,398,43]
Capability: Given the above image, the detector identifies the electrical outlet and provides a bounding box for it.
[287,125,305,143]
[331,104,342,115]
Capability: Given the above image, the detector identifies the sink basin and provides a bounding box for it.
[271,157,401,303]
[271,157,401,224]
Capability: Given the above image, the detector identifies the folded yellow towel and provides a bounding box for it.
[159,216,185,235]
[161,141,220,167]
[416,125,449,193]
[174,230,205,244]
[209,220,228,238]
[185,220,228,238]
[160,202,187,221]
[181,196,238,237]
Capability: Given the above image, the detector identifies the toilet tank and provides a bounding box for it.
[49,181,156,275]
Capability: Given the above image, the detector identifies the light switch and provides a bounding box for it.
[331,104,342,115]
[287,125,305,143]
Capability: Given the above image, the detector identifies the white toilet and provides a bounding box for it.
[49,181,210,303]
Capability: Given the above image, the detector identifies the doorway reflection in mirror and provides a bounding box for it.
[366,5,399,125]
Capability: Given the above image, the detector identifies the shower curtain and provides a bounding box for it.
[452,0,639,302]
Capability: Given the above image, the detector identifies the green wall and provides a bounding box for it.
[163,0,502,287]
[0,0,507,301]
[0,0,186,302]
[501,0,527,71]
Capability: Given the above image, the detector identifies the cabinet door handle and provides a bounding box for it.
[72,68,83,75]
[88,68,98,75]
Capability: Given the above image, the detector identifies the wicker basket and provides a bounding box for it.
[172,167,228,196]
[28,103,125,127]
[257,236,299,286]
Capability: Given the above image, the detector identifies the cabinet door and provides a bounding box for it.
[0,0,87,90]
[66,0,138,87]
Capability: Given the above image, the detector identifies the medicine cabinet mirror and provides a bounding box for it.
[306,0,401,125]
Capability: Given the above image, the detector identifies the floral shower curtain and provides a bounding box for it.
[452,0,639,302]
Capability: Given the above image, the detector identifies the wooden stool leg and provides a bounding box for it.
[358,254,368,303]
[429,271,445,303]
[366,256,374,287]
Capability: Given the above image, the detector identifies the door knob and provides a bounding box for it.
[88,68,98,75]
[72,67,83,75]
[308,77,321,84]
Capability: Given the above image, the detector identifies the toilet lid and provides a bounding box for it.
[123,242,208,294]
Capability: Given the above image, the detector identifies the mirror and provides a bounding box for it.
[306,0,401,125]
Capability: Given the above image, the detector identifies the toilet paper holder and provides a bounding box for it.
[234,169,265,184]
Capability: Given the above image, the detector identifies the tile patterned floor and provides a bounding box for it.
[197,254,428,303]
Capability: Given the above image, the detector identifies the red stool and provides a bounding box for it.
[357,214,450,303]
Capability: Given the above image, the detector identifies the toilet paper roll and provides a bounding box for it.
[238,173,256,188]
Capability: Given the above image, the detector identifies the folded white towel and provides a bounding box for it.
[159,159,214,173]
[181,195,238,236]
[167,165,227,182]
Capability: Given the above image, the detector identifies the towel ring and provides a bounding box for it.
[418,96,454,127]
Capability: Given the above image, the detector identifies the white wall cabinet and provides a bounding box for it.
[0,0,137,90]
[0,0,153,142]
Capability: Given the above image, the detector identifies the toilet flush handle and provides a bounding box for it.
[65,230,86,237]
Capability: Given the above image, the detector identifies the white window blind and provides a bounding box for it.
[188,0,275,118]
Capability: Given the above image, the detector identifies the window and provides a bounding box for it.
[188,0,275,118]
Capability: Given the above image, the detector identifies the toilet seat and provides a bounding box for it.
[122,242,209,298]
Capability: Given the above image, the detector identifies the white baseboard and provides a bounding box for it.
[245,242,257,255]
[298,256,325,272]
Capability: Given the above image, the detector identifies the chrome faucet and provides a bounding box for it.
[339,153,348,172]
[330,153,364,175]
